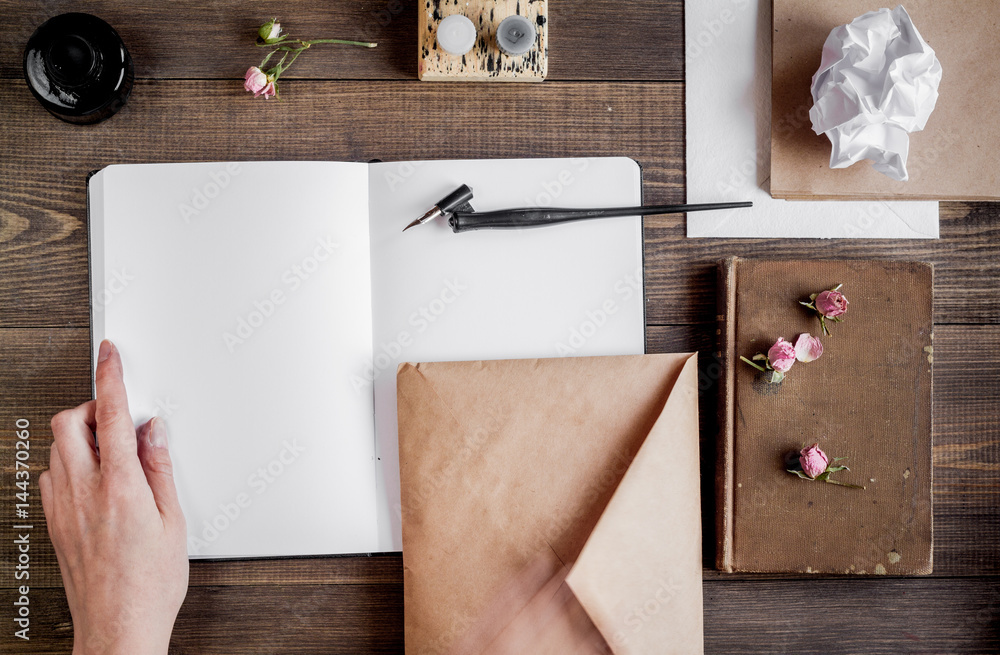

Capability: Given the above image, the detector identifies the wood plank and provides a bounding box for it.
[0,328,89,590]
[643,201,1000,325]
[0,79,684,328]
[0,0,684,82]
[3,324,996,590]
[4,80,1000,329]
[2,584,404,653]
[5,577,997,653]
[702,577,1000,653]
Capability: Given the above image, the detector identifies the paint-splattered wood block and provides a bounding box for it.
[418,0,548,82]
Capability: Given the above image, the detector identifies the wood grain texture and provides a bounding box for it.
[643,202,1000,325]
[1,1,998,651]
[4,578,997,653]
[0,0,683,82]
[4,80,1000,329]
[0,79,683,328]
[3,325,996,591]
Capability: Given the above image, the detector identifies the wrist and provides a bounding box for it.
[73,627,172,655]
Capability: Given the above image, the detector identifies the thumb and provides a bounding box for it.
[137,417,184,528]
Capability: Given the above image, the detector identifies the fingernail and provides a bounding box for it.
[149,417,169,449]
[98,340,114,363]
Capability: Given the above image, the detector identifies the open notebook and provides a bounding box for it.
[87,158,646,558]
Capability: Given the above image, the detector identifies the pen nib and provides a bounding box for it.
[402,207,443,233]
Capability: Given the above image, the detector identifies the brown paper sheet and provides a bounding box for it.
[397,354,703,654]
[771,0,1000,200]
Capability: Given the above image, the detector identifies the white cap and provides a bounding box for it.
[437,14,477,56]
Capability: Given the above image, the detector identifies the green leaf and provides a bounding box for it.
[769,370,785,384]
[787,469,813,479]
[815,471,831,482]
[826,466,849,473]
[752,353,767,361]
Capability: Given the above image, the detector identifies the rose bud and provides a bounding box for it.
[767,337,797,373]
[799,443,830,479]
[815,290,849,318]
[259,19,282,43]
[244,66,268,95]
[259,79,276,100]
[794,333,824,362]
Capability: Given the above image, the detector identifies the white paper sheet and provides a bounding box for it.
[90,157,646,558]
[810,5,943,182]
[367,158,646,551]
[684,0,939,238]
[90,162,379,559]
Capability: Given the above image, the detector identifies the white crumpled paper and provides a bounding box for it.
[809,5,943,182]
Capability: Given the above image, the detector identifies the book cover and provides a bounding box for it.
[716,258,933,574]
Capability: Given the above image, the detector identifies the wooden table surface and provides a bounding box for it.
[1,1,998,653]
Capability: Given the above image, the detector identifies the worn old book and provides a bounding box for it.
[716,258,933,574]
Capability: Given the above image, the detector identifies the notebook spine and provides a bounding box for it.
[715,258,738,572]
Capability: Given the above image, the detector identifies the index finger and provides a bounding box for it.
[94,339,140,474]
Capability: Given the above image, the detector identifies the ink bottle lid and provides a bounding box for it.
[24,13,134,125]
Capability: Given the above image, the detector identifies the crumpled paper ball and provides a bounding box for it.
[809,5,943,182]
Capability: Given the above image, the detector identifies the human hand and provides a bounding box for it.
[40,340,188,655]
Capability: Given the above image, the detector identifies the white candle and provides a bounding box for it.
[437,14,477,56]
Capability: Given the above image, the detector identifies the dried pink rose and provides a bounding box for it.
[258,19,282,44]
[815,290,849,318]
[801,284,849,336]
[794,333,824,362]
[244,66,268,95]
[786,444,864,488]
[244,19,376,99]
[767,337,797,373]
[799,443,829,479]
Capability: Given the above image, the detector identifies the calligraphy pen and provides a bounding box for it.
[403,184,752,233]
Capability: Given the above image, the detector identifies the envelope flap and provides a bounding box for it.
[565,354,704,654]
[397,354,694,654]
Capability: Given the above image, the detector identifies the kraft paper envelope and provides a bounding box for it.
[397,354,703,654]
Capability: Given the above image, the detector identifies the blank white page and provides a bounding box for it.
[367,157,646,551]
[89,161,378,558]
